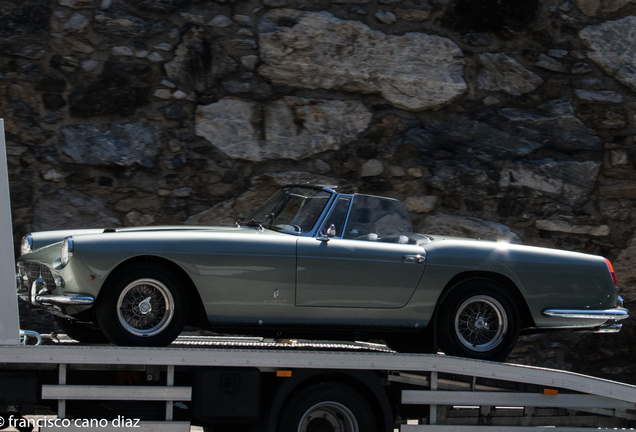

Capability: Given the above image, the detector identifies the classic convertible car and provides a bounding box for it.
[16,185,628,361]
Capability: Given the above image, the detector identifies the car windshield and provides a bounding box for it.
[248,187,332,234]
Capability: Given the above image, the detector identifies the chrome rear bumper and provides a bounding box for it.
[542,307,629,320]
[542,295,629,321]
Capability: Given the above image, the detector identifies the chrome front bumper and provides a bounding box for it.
[17,276,94,308]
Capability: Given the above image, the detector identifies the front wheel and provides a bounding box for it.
[437,280,520,362]
[96,264,189,347]
[277,382,380,432]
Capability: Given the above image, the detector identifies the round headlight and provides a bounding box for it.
[20,234,33,256]
[61,237,74,267]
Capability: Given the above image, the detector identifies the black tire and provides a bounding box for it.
[437,279,520,362]
[96,263,189,347]
[54,316,110,344]
[277,382,380,432]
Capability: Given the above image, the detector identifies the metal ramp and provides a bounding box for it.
[1,344,635,430]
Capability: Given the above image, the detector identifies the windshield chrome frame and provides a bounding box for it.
[254,185,338,237]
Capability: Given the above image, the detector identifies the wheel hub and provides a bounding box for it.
[474,317,487,330]
[299,402,358,432]
[138,298,152,315]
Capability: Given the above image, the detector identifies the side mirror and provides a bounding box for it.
[326,224,336,238]
[318,224,337,241]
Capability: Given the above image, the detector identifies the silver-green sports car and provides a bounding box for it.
[16,185,628,361]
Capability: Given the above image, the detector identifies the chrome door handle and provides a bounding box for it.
[403,254,425,263]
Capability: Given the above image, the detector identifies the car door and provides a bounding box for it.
[296,237,426,308]
[295,195,426,308]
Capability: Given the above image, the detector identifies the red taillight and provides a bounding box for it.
[605,258,617,286]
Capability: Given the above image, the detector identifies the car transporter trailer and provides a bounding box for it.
[1,119,635,431]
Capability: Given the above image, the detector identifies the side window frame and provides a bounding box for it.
[316,194,354,239]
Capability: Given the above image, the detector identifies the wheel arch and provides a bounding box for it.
[435,271,535,329]
[95,255,210,330]
[266,369,393,432]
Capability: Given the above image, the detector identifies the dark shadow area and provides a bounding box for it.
[443,0,539,35]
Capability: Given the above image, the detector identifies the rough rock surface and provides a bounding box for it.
[195,97,372,161]
[421,213,522,244]
[579,16,636,92]
[477,53,543,96]
[258,10,466,110]
[60,123,162,167]
[535,220,610,237]
[403,99,601,159]
[4,0,636,385]
[34,189,121,231]
[500,160,601,206]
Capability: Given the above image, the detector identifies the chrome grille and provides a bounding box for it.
[24,262,56,289]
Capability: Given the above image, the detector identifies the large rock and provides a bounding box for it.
[195,96,372,162]
[420,213,522,244]
[34,189,121,231]
[165,28,237,91]
[579,16,636,92]
[499,159,601,206]
[498,100,601,153]
[477,53,543,96]
[60,123,161,168]
[401,100,600,159]
[577,0,636,15]
[94,4,164,38]
[535,220,610,237]
[613,232,636,301]
[258,10,466,111]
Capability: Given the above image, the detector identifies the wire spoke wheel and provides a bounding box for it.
[117,278,174,337]
[454,295,507,352]
[297,402,359,432]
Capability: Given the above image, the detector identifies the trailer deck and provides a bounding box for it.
[2,336,635,431]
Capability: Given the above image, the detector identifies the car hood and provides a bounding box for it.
[25,225,244,251]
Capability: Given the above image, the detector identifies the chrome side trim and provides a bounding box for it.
[542,307,629,320]
[594,323,622,334]
[35,294,95,306]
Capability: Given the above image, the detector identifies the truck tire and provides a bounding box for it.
[54,316,109,344]
[96,264,188,347]
[437,279,520,362]
[277,382,380,432]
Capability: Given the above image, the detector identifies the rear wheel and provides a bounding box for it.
[277,382,380,432]
[437,280,520,362]
[96,264,188,347]
[54,316,109,344]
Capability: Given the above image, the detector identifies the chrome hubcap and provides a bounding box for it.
[117,279,174,337]
[455,295,507,352]
[139,298,152,314]
[298,402,358,432]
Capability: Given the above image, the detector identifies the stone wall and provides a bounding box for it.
[2,0,636,383]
